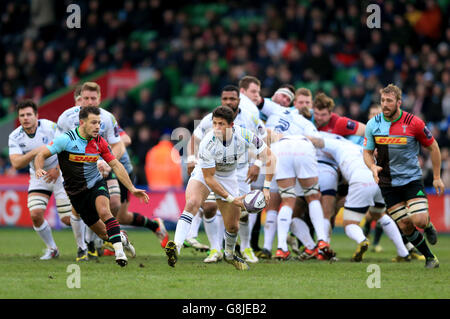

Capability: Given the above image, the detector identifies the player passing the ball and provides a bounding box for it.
[34,106,149,267]
[165,106,276,270]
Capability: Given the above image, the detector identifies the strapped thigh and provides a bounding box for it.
[56,198,72,219]
[387,204,409,222]
[407,199,429,216]
[27,195,49,212]
[278,186,296,198]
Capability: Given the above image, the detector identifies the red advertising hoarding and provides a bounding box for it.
[1,175,449,232]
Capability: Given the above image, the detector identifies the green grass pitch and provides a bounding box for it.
[0,228,448,299]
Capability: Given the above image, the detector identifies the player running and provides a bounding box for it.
[363,84,443,269]
[35,106,149,267]
[165,106,276,270]
[8,100,82,260]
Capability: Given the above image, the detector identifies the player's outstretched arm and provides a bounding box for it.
[34,147,53,178]
[426,140,445,195]
[108,159,149,203]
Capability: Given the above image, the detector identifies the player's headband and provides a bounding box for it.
[275,88,295,103]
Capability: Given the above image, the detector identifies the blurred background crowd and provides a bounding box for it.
[0,0,449,189]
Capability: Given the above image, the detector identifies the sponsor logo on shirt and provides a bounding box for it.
[69,154,99,163]
[374,136,407,145]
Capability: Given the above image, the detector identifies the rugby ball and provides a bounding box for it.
[243,190,266,213]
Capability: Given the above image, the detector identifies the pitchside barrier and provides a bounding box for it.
[1,175,449,232]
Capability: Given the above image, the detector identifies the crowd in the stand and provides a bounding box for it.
[0,0,449,187]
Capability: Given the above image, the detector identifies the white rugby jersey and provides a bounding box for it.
[197,125,266,177]
[239,93,260,119]
[262,99,320,138]
[56,106,120,145]
[8,119,59,173]
[193,108,266,169]
[320,132,369,183]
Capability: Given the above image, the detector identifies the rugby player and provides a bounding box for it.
[363,84,443,269]
[8,100,80,260]
[308,132,410,262]
[165,106,276,270]
[35,106,149,267]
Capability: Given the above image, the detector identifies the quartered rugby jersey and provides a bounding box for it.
[314,112,364,146]
[47,128,116,196]
[364,110,434,187]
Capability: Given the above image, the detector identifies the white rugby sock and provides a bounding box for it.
[277,205,293,251]
[203,215,221,251]
[174,211,194,253]
[85,225,98,243]
[345,224,366,244]
[34,219,57,249]
[239,220,251,250]
[308,200,327,242]
[263,210,277,251]
[323,218,332,243]
[248,213,258,233]
[290,217,316,250]
[379,214,409,257]
[187,208,202,239]
[70,215,87,250]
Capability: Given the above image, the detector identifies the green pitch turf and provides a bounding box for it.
[0,227,448,299]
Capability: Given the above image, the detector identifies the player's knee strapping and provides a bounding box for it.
[387,205,409,222]
[28,196,49,211]
[278,186,296,198]
[343,207,367,223]
[56,198,72,219]
[108,184,121,197]
[407,199,429,216]
[303,183,320,197]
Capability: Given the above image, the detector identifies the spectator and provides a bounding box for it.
[145,134,182,190]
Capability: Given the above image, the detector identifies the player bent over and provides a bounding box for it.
[35,106,149,267]
[165,106,276,270]
[364,84,443,269]
[309,133,409,262]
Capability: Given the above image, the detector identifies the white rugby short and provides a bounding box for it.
[271,138,318,180]
[29,173,69,200]
[318,162,338,195]
[345,168,385,208]
[190,166,239,201]
[237,165,251,196]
